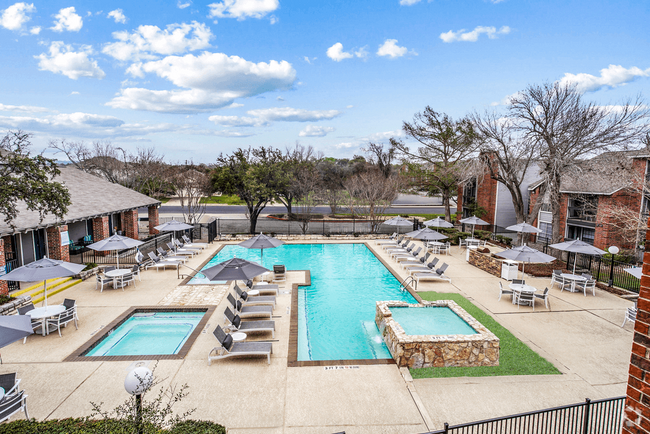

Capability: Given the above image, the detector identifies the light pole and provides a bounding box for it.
[608,246,619,287]
[124,366,153,434]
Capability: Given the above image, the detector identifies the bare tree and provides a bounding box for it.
[170,165,210,224]
[345,168,401,233]
[508,82,649,242]
[364,142,395,178]
[293,163,322,234]
[390,107,481,221]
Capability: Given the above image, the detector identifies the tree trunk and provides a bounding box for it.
[549,173,563,243]
[249,213,258,234]
[442,192,452,222]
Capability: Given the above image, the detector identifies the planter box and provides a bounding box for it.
[0,295,33,316]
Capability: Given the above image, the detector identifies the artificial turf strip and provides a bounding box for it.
[410,292,561,379]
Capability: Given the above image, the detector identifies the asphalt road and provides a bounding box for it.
[158,204,452,215]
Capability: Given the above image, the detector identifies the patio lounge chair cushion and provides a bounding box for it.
[222,334,233,351]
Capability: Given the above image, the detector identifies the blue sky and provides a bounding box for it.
[0,0,648,162]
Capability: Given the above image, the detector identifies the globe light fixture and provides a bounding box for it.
[124,366,153,434]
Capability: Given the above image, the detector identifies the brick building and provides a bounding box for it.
[0,165,161,295]
[528,151,649,251]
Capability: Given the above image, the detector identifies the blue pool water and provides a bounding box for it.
[389,307,477,336]
[85,312,205,357]
[193,243,417,361]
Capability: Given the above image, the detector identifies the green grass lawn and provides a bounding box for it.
[410,292,561,379]
[200,195,245,205]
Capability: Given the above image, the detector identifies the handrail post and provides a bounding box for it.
[582,398,591,434]
[443,422,449,433]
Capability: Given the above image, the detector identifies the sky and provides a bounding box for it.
[0,0,648,163]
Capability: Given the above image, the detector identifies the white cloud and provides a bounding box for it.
[1,2,34,31]
[35,42,105,80]
[0,103,50,113]
[177,0,191,9]
[107,9,126,24]
[327,42,353,62]
[103,21,213,62]
[558,64,650,93]
[440,25,510,43]
[399,0,421,5]
[108,52,296,113]
[354,46,369,60]
[346,105,353,109]
[269,15,278,24]
[208,0,279,20]
[209,115,267,127]
[70,91,79,95]
[365,130,402,142]
[334,142,355,149]
[377,39,409,58]
[247,107,340,122]
[299,125,335,137]
[277,96,284,101]
[51,7,83,32]
[29,25,40,34]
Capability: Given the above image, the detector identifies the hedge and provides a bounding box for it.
[0,419,226,434]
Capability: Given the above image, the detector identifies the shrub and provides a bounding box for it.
[169,420,226,434]
[0,294,13,305]
[448,231,472,246]
[82,263,98,272]
[0,418,226,433]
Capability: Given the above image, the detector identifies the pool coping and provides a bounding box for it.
[64,305,216,362]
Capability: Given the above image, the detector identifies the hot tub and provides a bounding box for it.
[375,300,499,369]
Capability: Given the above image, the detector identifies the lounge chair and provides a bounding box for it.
[245,280,279,296]
[383,239,409,252]
[0,390,29,423]
[393,247,422,262]
[401,252,430,269]
[173,238,202,253]
[413,263,452,284]
[182,235,208,249]
[272,265,286,283]
[377,235,403,246]
[208,325,272,365]
[146,252,181,271]
[405,257,439,274]
[234,285,276,308]
[534,287,551,310]
[157,247,189,262]
[168,241,198,257]
[622,306,637,327]
[498,281,513,302]
[17,304,42,342]
[227,293,273,319]
[224,307,275,337]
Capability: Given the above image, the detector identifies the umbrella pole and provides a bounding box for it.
[573,254,577,274]
[261,248,264,266]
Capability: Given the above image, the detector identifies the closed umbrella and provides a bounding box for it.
[496,245,556,279]
[0,258,85,310]
[423,217,454,228]
[382,216,413,234]
[238,233,284,266]
[87,234,144,269]
[548,239,606,274]
[459,215,490,237]
[405,227,448,241]
[202,257,269,282]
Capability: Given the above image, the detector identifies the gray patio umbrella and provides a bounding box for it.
[0,315,33,350]
[202,257,270,282]
[548,239,606,274]
[86,234,144,269]
[154,219,194,242]
[506,222,542,234]
[625,267,642,279]
[404,227,448,241]
[0,258,85,309]
[238,233,284,266]
[423,217,454,228]
[459,215,490,237]
[382,216,413,234]
[496,245,556,279]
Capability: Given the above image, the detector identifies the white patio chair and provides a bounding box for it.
[0,389,29,423]
[622,307,637,327]
[498,281,514,302]
[534,287,551,310]
[46,306,78,337]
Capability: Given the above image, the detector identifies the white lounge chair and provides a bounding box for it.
[224,307,275,338]
[227,293,273,319]
[245,280,279,296]
[414,263,452,284]
[208,325,272,365]
[182,235,208,249]
[405,257,439,274]
[234,285,276,308]
[146,252,181,271]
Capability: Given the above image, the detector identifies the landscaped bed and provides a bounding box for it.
[410,292,560,379]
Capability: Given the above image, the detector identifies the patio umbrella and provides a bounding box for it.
[0,315,33,349]
[238,233,284,266]
[548,239,606,274]
[625,267,642,279]
[423,217,454,229]
[382,216,413,234]
[506,222,542,246]
[86,234,144,269]
[202,257,270,282]
[496,245,556,279]
[154,219,194,242]
[404,227,448,241]
[459,215,490,237]
[0,258,85,310]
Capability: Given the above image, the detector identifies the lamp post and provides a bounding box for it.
[608,246,619,287]
[124,366,153,434]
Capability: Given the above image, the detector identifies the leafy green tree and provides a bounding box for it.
[0,131,71,227]
[212,148,282,233]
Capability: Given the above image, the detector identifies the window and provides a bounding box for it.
[567,195,598,222]
[567,226,595,245]
[538,222,552,242]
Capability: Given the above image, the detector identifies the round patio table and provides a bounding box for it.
[105,269,130,288]
[231,332,247,342]
[247,290,260,296]
[560,274,587,292]
[26,305,65,336]
[508,283,537,306]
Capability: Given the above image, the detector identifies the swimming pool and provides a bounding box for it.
[389,306,477,336]
[195,243,417,361]
[85,311,205,357]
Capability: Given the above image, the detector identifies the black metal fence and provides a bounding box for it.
[557,251,640,293]
[71,233,173,265]
[4,256,19,291]
[426,396,625,434]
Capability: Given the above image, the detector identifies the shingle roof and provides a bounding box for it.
[0,165,160,235]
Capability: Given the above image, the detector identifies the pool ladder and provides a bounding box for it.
[399,276,417,292]
[177,263,207,280]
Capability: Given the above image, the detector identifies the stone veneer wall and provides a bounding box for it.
[376,300,499,369]
[468,248,503,277]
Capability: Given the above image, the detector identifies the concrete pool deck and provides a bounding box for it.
[0,239,635,433]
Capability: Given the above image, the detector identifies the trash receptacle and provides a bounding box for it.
[501,259,519,280]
